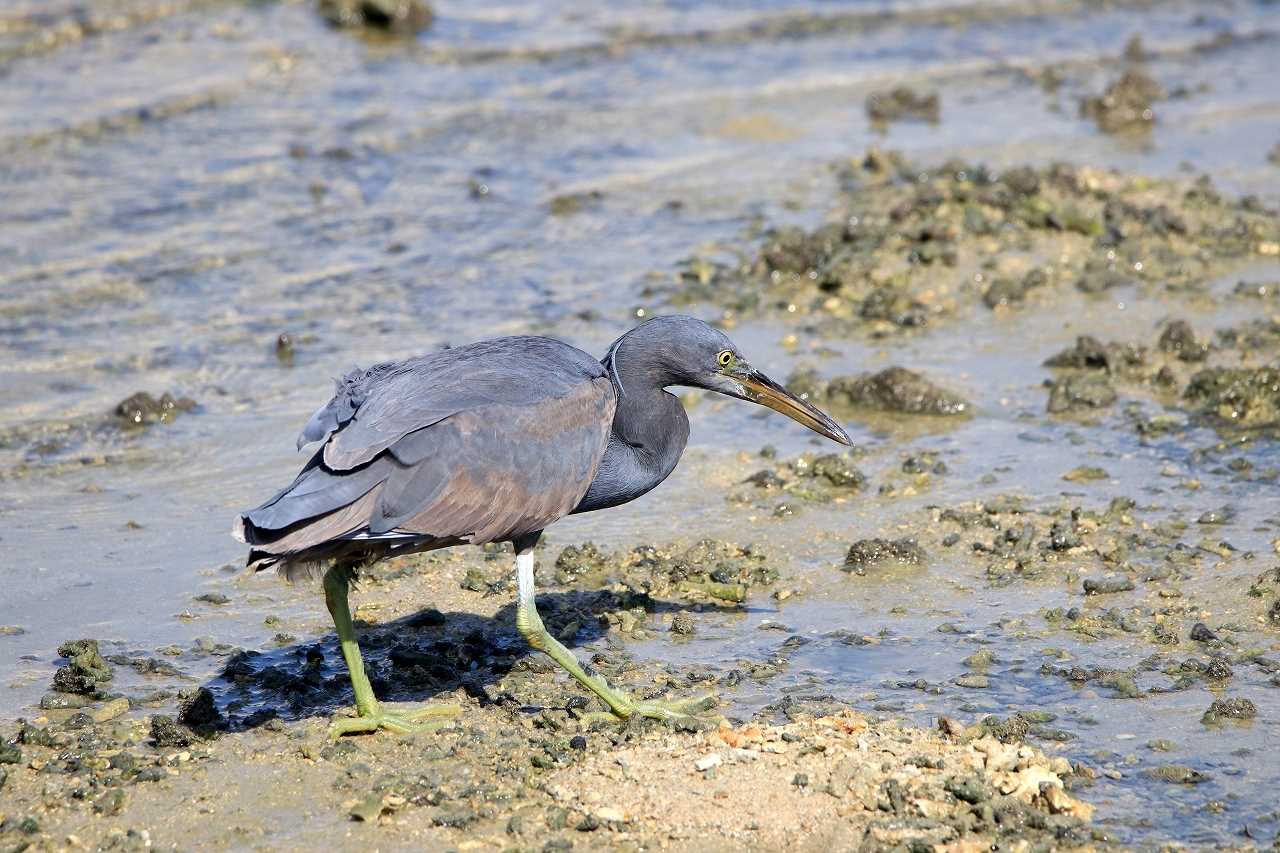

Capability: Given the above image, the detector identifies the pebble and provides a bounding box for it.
[694,754,722,771]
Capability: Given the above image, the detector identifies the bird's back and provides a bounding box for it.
[234,336,615,578]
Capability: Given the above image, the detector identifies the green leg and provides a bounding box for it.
[513,551,717,725]
[323,566,461,739]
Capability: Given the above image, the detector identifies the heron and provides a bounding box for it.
[233,315,850,737]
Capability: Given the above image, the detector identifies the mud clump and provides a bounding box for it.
[1080,69,1166,134]
[114,391,196,427]
[317,0,432,34]
[52,639,113,695]
[1184,367,1280,428]
[843,537,925,575]
[866,87,940,126]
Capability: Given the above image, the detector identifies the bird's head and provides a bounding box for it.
[611,315,852,446]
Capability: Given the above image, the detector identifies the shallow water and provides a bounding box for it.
[3,0,1280,845]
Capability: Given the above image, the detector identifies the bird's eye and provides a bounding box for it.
[716,350,733,367]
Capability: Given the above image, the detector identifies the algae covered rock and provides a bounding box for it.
[827,367,969,416]
[1184,366,1280,428]
[52,639,113,695]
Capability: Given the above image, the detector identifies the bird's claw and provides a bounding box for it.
[328,703,461,740]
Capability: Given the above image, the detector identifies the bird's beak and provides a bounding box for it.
[731,368,852,445]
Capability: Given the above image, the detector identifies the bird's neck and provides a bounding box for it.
[572,339,690,514]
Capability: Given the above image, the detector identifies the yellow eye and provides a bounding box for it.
[716,350,733,367]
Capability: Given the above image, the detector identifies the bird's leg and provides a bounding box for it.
[513,548,717,725]
[322,565,461,739]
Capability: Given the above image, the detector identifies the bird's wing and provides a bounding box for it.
[238,367,615,556]
[372,376,614,542]
[298,337,606,471]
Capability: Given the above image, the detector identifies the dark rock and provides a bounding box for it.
[1083,577,1135,595]
[1184,367,1280,428]
[745,469,786,489]
[1201,697,1257,724]
[1044,335,1145,372]
[52,638,113,695]
[810,454,866,488]
[1158,320,1208,362]
[178,687,223,729]
[1080,69,1166,134]
[979,713,1030,743]
[945,776,989,804]
[843,538,925,575]
[0,743,22,764]
[114,391,196,427]
[150,714,192,747]
[1189,623,1219,643]
[194,592,230,606]
[1047,374,1117,413]
[866,87,940,125]
[827,367,968,416]
[1145,764,1209,784]
[670,612,695,636]
[317,0,433,34]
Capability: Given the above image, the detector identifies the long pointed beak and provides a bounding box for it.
[735,369,852,445]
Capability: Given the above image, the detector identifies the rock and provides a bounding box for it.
[810,454,866,488]
[1184,366,1280,428]
[150,715,192,748]
[178,687,223,729]
[694,753,722,771]
[827,367,968,416]
[194,592,230,606]
[945,776,989,804]
[0,743,22,764]
[1080,69,1166,134]
[94,788,127,816]
[1083,577,1135,595]
[955,674,990,689]
[52,639,113,694]
[670,612,695,636]
[91,697,130,723]
[1047,374,1117,413]
[114,391,196,426]
[1063,466,1109,482]
[1158,320,1208,362]
[1145,764,1209,784]
[1189,622,1219,643]
[1201,697,1257,724]
[318,0,432,34]
[843,537,925,575]
[865,87,940,125]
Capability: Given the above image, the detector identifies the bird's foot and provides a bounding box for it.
[328,702,461,740]
[578,693,720,729]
